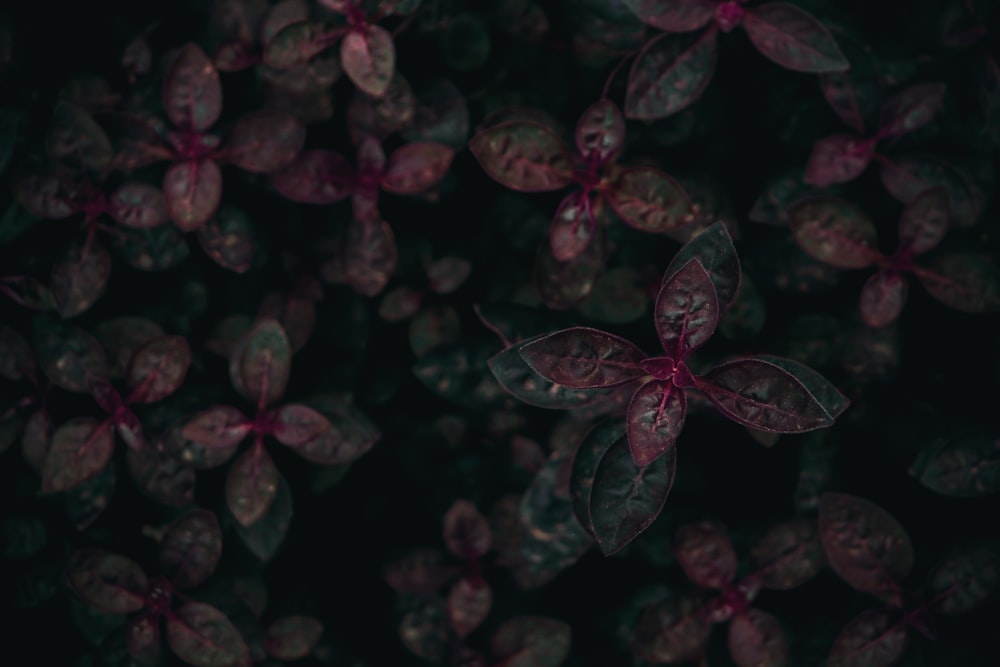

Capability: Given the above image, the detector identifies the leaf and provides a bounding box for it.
[819,44,881,134]
[345,216,397,297]
[697,358,839,432]
[591,434,676,555]
[197,204,258,274]
[47,102,113,178]
[289,396,380,465]
[746,355,848,421]
[910,429,1000,498]
[263,20,329,69]
[673,521,738,589]
[548,192,596,262]
[859,270,908,328]
[728,609,789,667]
[270,149,356,204]
[427,256,471,294]
[66,550,148,614]
[570,421,625,536]
[818,493,914,601]
[897,187,948,255]
[51,238,111,318]
[828,609,908,667]
[788,196,881,269]
[381,142,455,194]
[628,0,717,32]
[164,44,222,132]
[165,602,250,667]
[625,29,718,120]
[664,222,741,310]
[536,225,608,310]
[916,252,1000,313]
[804,133,873,187]
[266,615,324,661]
[271,404,332,447]
[447,576,492,637]
[443,500,492,560]
[234,473,293,562]
[227,445,281,527]
[110,223,191,272]
[41,418,114,493]
[878,155,980,229]
[33,317,109,392]
[926,543,1000,615]
[469,121,574,192]
[218,111,306,176]
[655,259,719,359]
[108,183,169,229]
[182,406,252,451]
[14,175,74,219]
[632,594,712,664]
[604,166,692,234]
[743,3,848,73]
[127,335,191,403]
[232,319,292,408]
[126,445,196,507]
[626,380,686,467]
[575,98,625,165]
[877,83,946,139]
[519,327,646,389]
[164,158,223,232]
[159,510,223,589]
[749,518,826,590]
[341,25,395,97]
[491,616,571,667]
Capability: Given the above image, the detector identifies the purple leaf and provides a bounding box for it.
[897,187,948,256]
[164,44,222,132]
[743,3,848,73]
[655,259,719,360]
[381,142,455,194]
[625,29,718,120]
[271,404,332,447]
[519,327,646,389]
[828,609,908,667]
[570,420,625,537]
[804,133,874,187]
[227,444,280,527]
[127,335,191,403]
[878,154,980,229]
[626,380,686,467]
[284,396,379,465]
[877,83,947,140]
[344,216,397,297]
[728,609,789,667]
[443,500,492,560]
[910,429,1000,498]
[221,110,306,173]
[819,46,881,134]
[41,418,114,493]
[108,183,169,229]
[469,121,574,192]
[263,20,329,69]
[664,221,741,310]
[604,166,692,234]
[536,223,608,310]
[629,0,718,32]
[575,99,625,165]
[746,354,848,420]
[859,270,908,328]
[92,317,164,380]
[66,549,148,614]
[158,510,223,589]
[165,602,251,667]
[270,149,356,204]
[448,576,492,638]
[266,615,324,661]
[234,472,293,562]
[182,406,252,449]
[231,319,292,408]
[548,192,596,262]
[788,196,882,269]
[749,518,826,590]
[197,205,257,274]
[915,252,1000,313]
[341,25,395,97]
[125,445,196,507]
[818,493,914,602]
[673,520,738,589]
[51,238,111,318]
[164,158,223,232]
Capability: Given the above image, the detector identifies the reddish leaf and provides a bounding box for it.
[447,576,492,637]
[127,335,191,403]
[788,196,881,269]
[655,259,719,359]
[263,20,329,69]
[877,83,946,139]
[66,549,148,614]
[749,355,848,420]
[575,99,625,165]
[818,493,914,601]
[549,191,596,262]
[51,238,111,318]
[535,224,608,310]
[804,133,873,187]
[227,444,281,527]
[271,404,331,447]
[91,317,163,379]
[127,613,162,663]
[381,142,455,194]
[164,44,222,132]
[743,3,848,73]
[828,609,908,667]
[605,166,692,234]
[47,102,113,178]
[570,421,625,536]
[878,154,980,228]
[126,445,196,506]
[910,430,1000,498]
[859,271,908,328]
[221,110,305,173]
[164,158,223,231]
[197,205,257,273]
[41,418,114,493]
[630,0,717,32]
[427,256,471,294]
[897,187,948,256]
[234,472,293,562]
[749,518,826,590]
[819,47,881,134]
[518,327,646,389]
[399,597,451,662]
[469,121,574,192]
[108,183,169,229]
[625,29,718,120]
[182,406,252,450]
[592,434,676,554]
[664,221,741,309]
[916,252,1000,313]
[285,397,379,465]
[110,223,191,272]
[697,358,838,432]
[165,602,250,667]
[159,510,223,589]
[626,380,686,467]
[341,25,395,97]
[674,520,738,589]
[927,543,1000,615]
[266,615,324,661]
[728,609,789,667]
[270,149,355,204]
[232,319,292,408]
[443,500,492,559]
[491,616,571,667]
[345,216,397,297]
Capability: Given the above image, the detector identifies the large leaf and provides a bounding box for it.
[519,327,646,389]
[66,550,148,614]
[381,142,455,194]
[828,609,908,667]
[164,44,222,132]
[728,609,789,667]
[164,158,223,232]
[159,510,223,589]
[749,518,826,590]
[749,354,848,420]
[909,429,1000,498]
[626,380,686,467]
[664,221,741,310]
[227,444,281,527]
[220,110,306,173]
[877,82,946,139]
[818,493,914,601]
[569,420,625,536]
[165,602,250,667]
[743,3,848,73]
[625,29,718,120]
[604,166,692,234]
[231,319,292,408]
[127,335,191,403]
[41,418,114,493]
[270,149,355,204]
[575,98,625,165]
[788,196,881,269]
[897,187,948,256]
[804,133,873,187]
[51,238,111,318]
[469,121,574,192]
[859,270,908,328]
[341,25,395,97]
[673,521,737,589]
[654,259,719,359]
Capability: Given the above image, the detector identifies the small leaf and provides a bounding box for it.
[341,25,396,97]
[819,44,881,134]
[664,222,741,310]
[536,223,608,310]
[604,166,692,234]
[108,183,170,229]
[271,149,355,204]
[263,20,329,69]
[788,196,881,269]
[910,429,1000,498]
[469,121,574,192]
[916,252,1000,313]
[575,99,625,165]
[0,325,35,382]
[570,420,625,536]
[345,216,397,297]
[271,404,332,447]
[626,380,686,467]
[232,319,292,408]
[51,238,111,318]
[897,187,948,256]
[110,224,191,271]
[443,500,492,559]
[165,602,250,667]
[877,83,947,139]
[182,406,252,449]
[633,594,711,664]
[14,175,74,219]
[859,270,908,328]
[66,550,148,614]
[591,434,676,555]
[818,493,914,601]
[290,396,380,465]
[41,418,114,493]
[197,204,257,273]
[234,473,293,562]
[628,0,717,32]
[47,102,114,178]
[164,44,222,132]
[674,521,737,589]
[33,318,109,392]
[447,576,492,637]
[127,335,191,403]
[159,510,223,589]
[381,142,455,194]
[743,3,848,73]
[266,615,324,661]
[926,543,1000,615]
[126,445,196,507]
[804,133,873,187]
[728,609,789,667]
[749,518,826,590]
[655,259,719,359]
[625,29,718,120]
[221,110,305,174]
[548,191,596,262]
[828,609,908,667]
[427,256,471,294]
[491,616,571,667]
[519,327,646,389]
[227,445,280,527]
[164,158,223,232]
